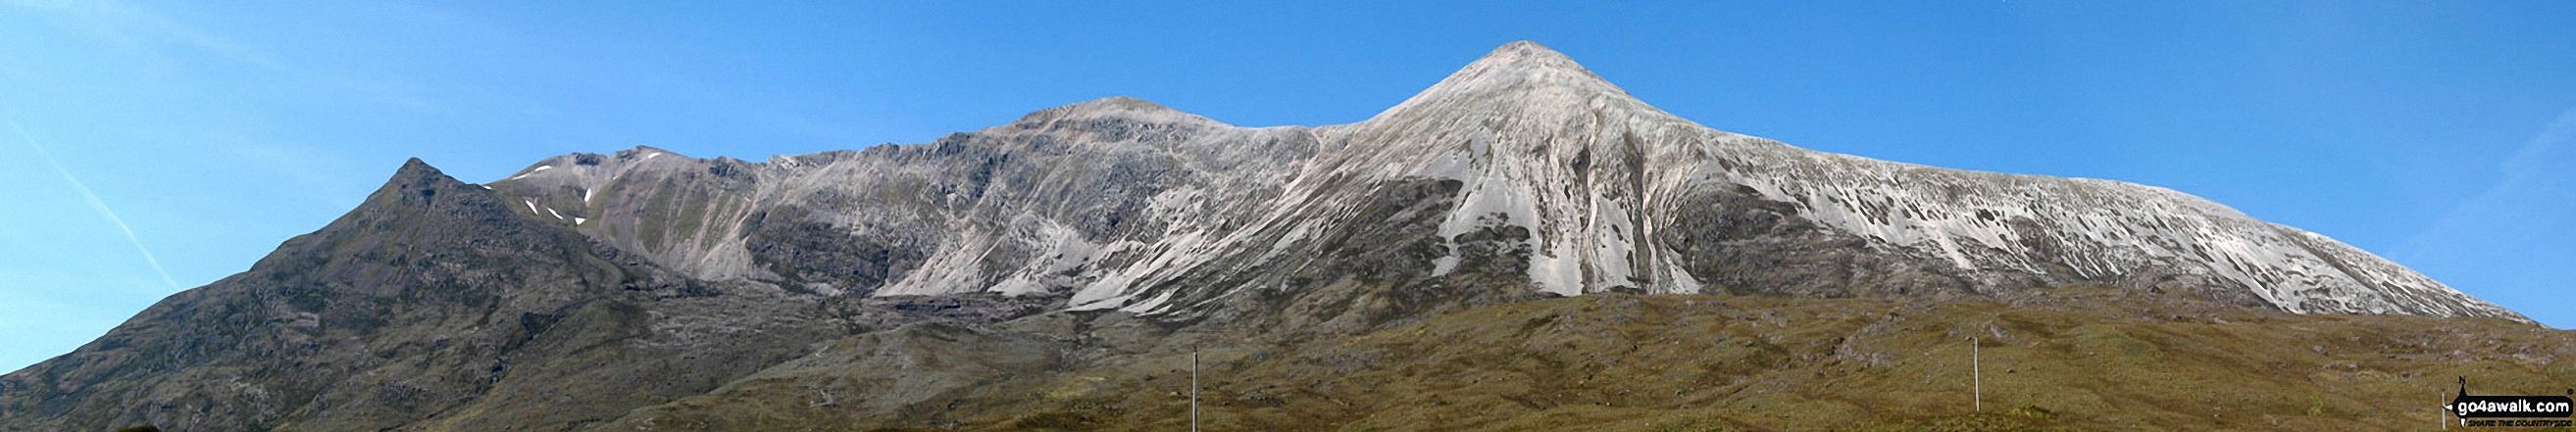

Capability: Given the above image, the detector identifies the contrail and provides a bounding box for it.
[7,120,182,291]
[2395,106,2576,262]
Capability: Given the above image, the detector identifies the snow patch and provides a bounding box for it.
[1119,289,1177,314]
[1069,230,1214,311]
[1662,256,1703,294]
[506,165,553,180]
[985,219,1105,296]
[876,228,1001,296]
[1430,256,1460,275]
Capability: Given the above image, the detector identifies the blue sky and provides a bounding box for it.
[3,0,2571,373]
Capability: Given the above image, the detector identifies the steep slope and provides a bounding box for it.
[0,160,852,431]
[492,41,2521,325]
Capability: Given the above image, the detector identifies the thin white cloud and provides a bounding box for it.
[2394,106,2576,263]
[6,120,181,291]
[3,0,291,72]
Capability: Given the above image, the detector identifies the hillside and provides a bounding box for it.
[595,285,2572,431]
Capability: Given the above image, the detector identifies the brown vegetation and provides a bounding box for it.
[610,285,2574,431]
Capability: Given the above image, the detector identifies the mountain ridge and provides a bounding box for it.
[479,40,2519,324]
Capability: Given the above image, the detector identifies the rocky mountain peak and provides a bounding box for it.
[386,157,451,190]
[1474,40,1591,74]
[1364,41,1663,127]
[369,157,503,216]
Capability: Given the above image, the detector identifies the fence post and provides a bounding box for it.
[1192,349,1200,432]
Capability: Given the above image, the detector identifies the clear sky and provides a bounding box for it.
[3,0,2571,373]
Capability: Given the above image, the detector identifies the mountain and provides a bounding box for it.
[493,41,2519,323]
[1,41,2553,431]
[0,161,1035,430]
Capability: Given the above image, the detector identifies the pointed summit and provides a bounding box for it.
[351,157,522,225]
[393,157,442,180]
[379,157,467,206]
[1471,40,1591,73]
[1365,41,1661,125]
[1416,40,1627,100]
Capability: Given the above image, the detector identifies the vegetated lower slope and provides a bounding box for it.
[609,285,2570,431]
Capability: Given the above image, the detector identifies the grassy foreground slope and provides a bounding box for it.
[622,285,2571,431]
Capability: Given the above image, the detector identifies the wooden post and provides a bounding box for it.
[1973,335,1981,412]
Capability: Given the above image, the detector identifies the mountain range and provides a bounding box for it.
[1,41,2557,431]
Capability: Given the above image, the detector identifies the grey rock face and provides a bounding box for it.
[493,41,2523,323]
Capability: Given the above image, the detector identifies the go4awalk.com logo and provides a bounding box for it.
[2447,377,2573,428]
